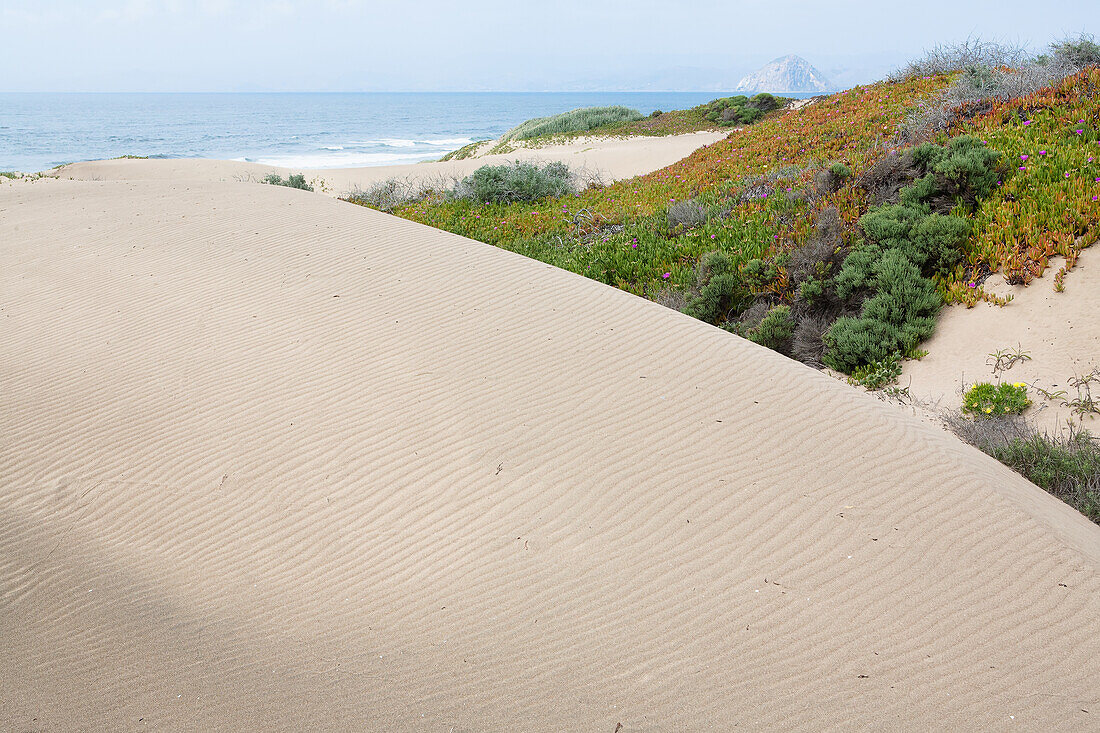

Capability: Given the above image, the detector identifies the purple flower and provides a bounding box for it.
[1020,154,1028,160]
[1076,129,1084,135]
[1020,166,1027,170]
[662,272,671,279]
[1038,151,1046,155]
[1023,120,1033,126]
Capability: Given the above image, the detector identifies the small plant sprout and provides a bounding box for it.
[1064,369,1100,418]
[986,344,1033,376]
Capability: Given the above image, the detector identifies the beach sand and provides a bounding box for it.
[901,252,1100,432]
[2,177,1098,731]
[46,130,727,197]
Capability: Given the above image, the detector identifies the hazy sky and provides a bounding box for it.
[1,0,1097,91]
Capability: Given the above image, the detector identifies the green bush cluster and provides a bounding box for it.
[822,136,1001,372]
[262,172,314,191]
[699,94,783,127]
[502,106,644,142]
[962,382,1031,417]
[684,252,749,324]
[744,304,794,350]
[453,161,575,204]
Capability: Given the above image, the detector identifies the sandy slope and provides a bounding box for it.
[2,179,1098,732]
[902,252,1100,431]
[47,130,727,196]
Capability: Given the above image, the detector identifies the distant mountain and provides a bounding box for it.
[736,55,833,94]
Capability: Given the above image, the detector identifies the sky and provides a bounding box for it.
[1,0,1097,92]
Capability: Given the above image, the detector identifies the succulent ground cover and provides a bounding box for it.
[355,67,1099,374]
[951,68,1100,296]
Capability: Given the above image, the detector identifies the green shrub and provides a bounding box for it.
[699,94,785,127]
[741,258,778,289]
[822,135,1000,373]
[1050,33,1100,70]
[909,135,1002,206]
[262,172,314,191]
[683,251,749,324]
[453,161,575,204]
[824,250,940,371]
[962,382,1032,417]
[824,316,908,372]
[502,106,644,141]
[848,352,903,389]
[745,304,794,350]
[798,277,827,304]
[747,93,781,112]
[815,161,852,194]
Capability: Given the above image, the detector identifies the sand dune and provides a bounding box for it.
[902,252,1100,431]
[2,179,1098,731]
[47,130,727,197]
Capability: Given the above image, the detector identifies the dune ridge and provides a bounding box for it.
[2,179,1098,731]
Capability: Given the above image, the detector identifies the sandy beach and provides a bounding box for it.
[2,172,1098,730]
[44,130,728,197]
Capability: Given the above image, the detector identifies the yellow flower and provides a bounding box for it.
[1013,382,1025,388]
[984,407,993,413]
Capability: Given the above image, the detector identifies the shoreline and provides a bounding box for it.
[34,129,728,197]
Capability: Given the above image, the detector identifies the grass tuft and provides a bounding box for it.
[502,107,644,142]
[945,414,1100,522]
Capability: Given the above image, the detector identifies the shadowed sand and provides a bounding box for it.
[1,179,1098,731]
[45,130,728,196]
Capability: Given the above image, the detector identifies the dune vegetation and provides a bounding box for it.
[345,37,1100,515]
[359,38,1099,378]
[501,105,645,142]
[262,172,314,191]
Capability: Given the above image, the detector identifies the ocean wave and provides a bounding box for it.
[252,150,443,169]
[345,137,474,149]
[424,137,477,146]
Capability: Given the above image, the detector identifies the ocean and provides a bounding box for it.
[0,92,730,173]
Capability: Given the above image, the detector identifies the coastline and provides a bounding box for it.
[40,130,728,196]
